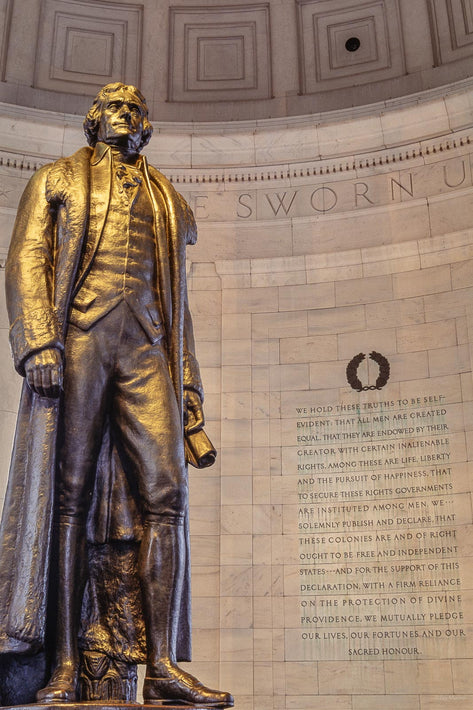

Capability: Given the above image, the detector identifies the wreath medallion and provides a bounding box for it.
[346,351,390,392]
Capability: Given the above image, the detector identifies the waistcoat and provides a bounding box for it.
[69,156,166,344]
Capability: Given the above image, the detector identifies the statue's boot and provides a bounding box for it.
[36,516,83,703]
[140,519,234,708]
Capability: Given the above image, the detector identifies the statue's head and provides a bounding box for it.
[83,82,153,152]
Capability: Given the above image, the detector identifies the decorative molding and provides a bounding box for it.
[35,0,142,94]
[168,4,272,102]
[429,0,473,64]
[297,0,405,93]
[1,132,472,185]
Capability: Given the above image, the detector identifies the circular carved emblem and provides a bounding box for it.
[346,351,390,392]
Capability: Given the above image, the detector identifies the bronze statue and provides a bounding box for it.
[0,83,233,708]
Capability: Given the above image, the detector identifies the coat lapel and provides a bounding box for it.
[73,143,111,295]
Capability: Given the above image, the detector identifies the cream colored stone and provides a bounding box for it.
[200,367,221,395]
[270,364,309,391]
[429,192,473,238]
[220,447,252,477]
[220,274,251,289]
[222,285,278,314]
[280,334,337,365]
[252,447,271,476]
[220,505,252,535]
[365,297,425,328]
[220,534,252,566]
[319,661,385,694]
[424,287,473,322]
[253,628,273,661]
[252,565,273,598]
[307,263,363,283]
[251,392,271,420]
[251,339,280,366]
[222,391,251,421]
[252,311,308,339]
[253,661,274,695]
[429,345,471,378]
[221,366,251,392]
[385,660,453,694]
[421,242,473,269]
[251,270,307,287]
[191,535,220,567]
[252,534,272,566]
[293,203,430,256]
[309,360,348,390]
[308,304,366,335]
[393,264,452,299]
[195,340,221,368]
[221,418,251,448]
[337,328,396,361]
[222,313,251,341]
[191,566,219,598]
[336,273,393,306]
[278,282,335,312]
[253,596,272,629]
[190,596,220,629]
[221,476,253,505]
[352,697,420,710]
[396,320,457,353]
[284,661,318,695]
[188,290,221,316]
[190,315,220,341]
[220,566,252,597]
[253,476,270,505]
[220,596,252,628]
[219,662,254,699]
[286,695,352,710]
[252,420,270,448]
[221,339,251,366]
[220,628,254,662]
[452,659,473,693]
[191,628,219,662]
[383,351,429,382]
[189,506,220,535]
[253,504,271,535]
[420,696,473,710]
[363,255,421,277]
[457,316,468,344]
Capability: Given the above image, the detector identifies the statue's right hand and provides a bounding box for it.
[24,347,63,399]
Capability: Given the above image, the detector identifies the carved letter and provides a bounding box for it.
[310,187,337,213]
[237,193,254,218]
[354,182,374,206]
[193,194,209,219]
[443,160,466,188]
[391,174,414,201]
[265,191,298,216]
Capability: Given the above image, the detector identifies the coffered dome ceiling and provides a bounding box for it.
[0,0,472,121]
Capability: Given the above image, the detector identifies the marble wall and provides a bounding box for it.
[1,80,473,709]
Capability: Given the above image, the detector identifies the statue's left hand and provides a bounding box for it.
[184,390,204,434]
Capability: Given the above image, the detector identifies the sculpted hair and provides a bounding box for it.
[83,82,153,149]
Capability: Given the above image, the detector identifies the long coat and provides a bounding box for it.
[0,144,201,686]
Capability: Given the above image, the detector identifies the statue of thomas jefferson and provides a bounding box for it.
[0,83,233,708]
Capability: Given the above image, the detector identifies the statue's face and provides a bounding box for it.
[96,88,145,153]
